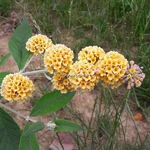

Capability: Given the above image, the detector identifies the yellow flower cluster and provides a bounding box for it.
[44,44,74,74]
[26,34,53,55]
[23,33,144,93]
[97,51,128,89]
[68,61,100,91]
[52,72,75,93]
[78,46,105,64]
[0,73,35,102]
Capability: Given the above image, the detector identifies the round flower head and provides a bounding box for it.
[44,44,74,74]
[97,51,128,89]
[78,46,105,64]
[122,61,145,89]
[26,34,53,55]
[52,72,75,93]
[68,60,100,91]
[0,73,35,102]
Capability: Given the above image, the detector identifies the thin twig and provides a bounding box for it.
[21,69,48,76]
[56,132,64,150]
[0,102,37,123]
[20,55,34,73]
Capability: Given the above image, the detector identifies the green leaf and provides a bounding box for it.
[0,53,11,66]
[30,90,75,116]
[0,108,21,150]
[19,122,39,150]
[55,119,85,132]
[8,16,32,70]
[23,121,44,136]
[0,72,11,85]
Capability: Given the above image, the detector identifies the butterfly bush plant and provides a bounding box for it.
[0,17,145,149]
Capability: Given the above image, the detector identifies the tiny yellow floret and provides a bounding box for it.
[0,73,35,102]
[97,51,128,89]
[68,60,100,91]
[44,44,74,74]
[26,34,53,55]
[78,46,105,64]
[52,72,75,93]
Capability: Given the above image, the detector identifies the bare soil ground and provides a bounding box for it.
[0,16,150,149]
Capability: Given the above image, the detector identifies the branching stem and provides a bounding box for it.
[21,69,48,76]
[0,102,37,123]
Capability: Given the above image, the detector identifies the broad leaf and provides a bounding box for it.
[0,108,21,150]
[23,121,45,136]
[0,53,11,66]
[55,119,85,132]
[0,72,11,85]
[30,90,75,116]
[8,16,32,70]
[19,122,39,150]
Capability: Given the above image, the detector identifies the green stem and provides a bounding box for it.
[108,89,131,149]
[126,102,142,144]
[120,89,131,114]
[133,88,148,120]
